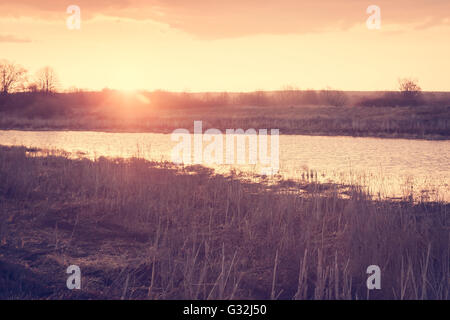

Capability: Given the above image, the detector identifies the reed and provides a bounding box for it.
[1,102,449,139]
[0,146,448,299]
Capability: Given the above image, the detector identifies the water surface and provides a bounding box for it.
[1,130,449,201]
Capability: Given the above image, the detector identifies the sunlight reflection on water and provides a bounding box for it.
[1,130,449,202]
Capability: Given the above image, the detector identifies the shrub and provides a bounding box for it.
[21,94,72,119]
[357,91,424,107]
[320,88,348,107]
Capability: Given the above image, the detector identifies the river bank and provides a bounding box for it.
[0,146,448,299]
[1,102,449,140]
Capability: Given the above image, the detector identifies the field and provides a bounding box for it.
[0,146,448,299]
[0,91,450,139]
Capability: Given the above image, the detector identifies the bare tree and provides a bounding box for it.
[0,60,27,94]
[398,78,421,98]
[26,82,39,93]
[35,66,59,94]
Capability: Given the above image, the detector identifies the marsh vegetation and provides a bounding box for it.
[0,146,447,299]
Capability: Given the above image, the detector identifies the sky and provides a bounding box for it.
[1,0,449,92]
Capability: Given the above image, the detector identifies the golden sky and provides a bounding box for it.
[1,0,449,91]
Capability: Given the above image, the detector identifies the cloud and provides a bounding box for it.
[1,0,449,38]
[0,34,31,43]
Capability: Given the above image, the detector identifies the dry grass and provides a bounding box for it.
[1,93,449,139]
[0,146,448,299]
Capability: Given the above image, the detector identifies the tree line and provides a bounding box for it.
[0,60,59,95]
[0,58,426,108]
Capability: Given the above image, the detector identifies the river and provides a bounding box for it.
[1,130,449,202]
